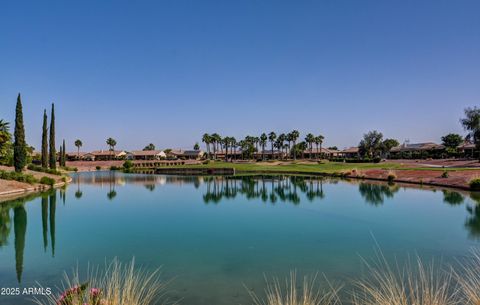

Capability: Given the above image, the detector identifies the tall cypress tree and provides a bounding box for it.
[41,109,48,168]
[49,103,56,169]
[59,145,63,167]
[13,93,27,172]
[62,139,66,166]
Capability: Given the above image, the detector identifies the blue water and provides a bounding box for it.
[0,172,479,305]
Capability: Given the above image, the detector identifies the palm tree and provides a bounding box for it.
[461,107,480,161]
[252,136,260,158]
[74,139,82,159]
[305,133,315,159]
[290,130,300,160]
[315,135,324,160]
[106,138,117,160]
[277,133,286,160]
[222,137,230,161]
[0,120,9,132]
[211,133,221,160]
[230,137,237,162]
[260,133,267,160]
[268,132,276,160]
[202,133,211,158]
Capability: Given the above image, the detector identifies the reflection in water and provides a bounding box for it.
[358,183,400,206]
[466,203,480,239]
[75,176,83,199]
[202,175,327,205]
[50,192,56,257]
[107,171,117,200]
[0,191,58,283]
[0,204,11,246]
[41,195,48,251]
[14,205,26,283]
[1,172,479,288]
[443,190,465,205]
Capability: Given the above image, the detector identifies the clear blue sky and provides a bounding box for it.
[1,0,479,151]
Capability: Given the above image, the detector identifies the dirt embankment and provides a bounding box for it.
[349,168,480,190]
[0,165,71,200]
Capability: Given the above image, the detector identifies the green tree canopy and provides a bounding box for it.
[382,138,400,153]
[441,133,463,149]
[359,130,384,158]
[143,143,156,151]
[0,119,12,165]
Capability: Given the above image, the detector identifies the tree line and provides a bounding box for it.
[200,106,480,161]
[201,131,327,161]
[0,94,67,172]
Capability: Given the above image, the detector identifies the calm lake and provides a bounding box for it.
[0,171,479,305]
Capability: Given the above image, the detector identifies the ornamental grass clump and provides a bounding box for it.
[455,248,480,305]
[386,171,396,183]
[352,251,458,305]
[248,272,341,305]
[34,258,170,305]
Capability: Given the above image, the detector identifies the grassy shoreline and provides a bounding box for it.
[143,161,480,191]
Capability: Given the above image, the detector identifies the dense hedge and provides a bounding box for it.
[0,170,37,184]
[39,176,56,186]
[329,157,381,163]
[470,178,480,191]
[27,164,61,175]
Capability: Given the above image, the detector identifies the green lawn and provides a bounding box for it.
[172,161,479,174]
[173,161,404,174]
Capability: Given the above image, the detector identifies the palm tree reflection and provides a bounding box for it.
[202,175,327,205]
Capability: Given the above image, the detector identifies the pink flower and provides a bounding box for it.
[90,288,101,296]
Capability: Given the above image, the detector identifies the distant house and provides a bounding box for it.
[389,142,445,158]
[126,150,166,160]
[91,150,126,161]
[457,141,476,157]
[66,152,96,161]
[168,150,205,160]
[303,147,340,159]
[215,149,242,159]
[339,147,360,158]
[253,150,286,159]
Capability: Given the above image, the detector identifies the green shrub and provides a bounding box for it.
[61,166,78,172]
[123,160,134,169]
[110,165,120,171]
[96,166,102,170]
[203,160,210,165]
[39,176,56,186]
[27,164,62,175]
[470,178,480,191]
[0,170,38,184]
[441,171,449,178]
[330,158,379,163]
